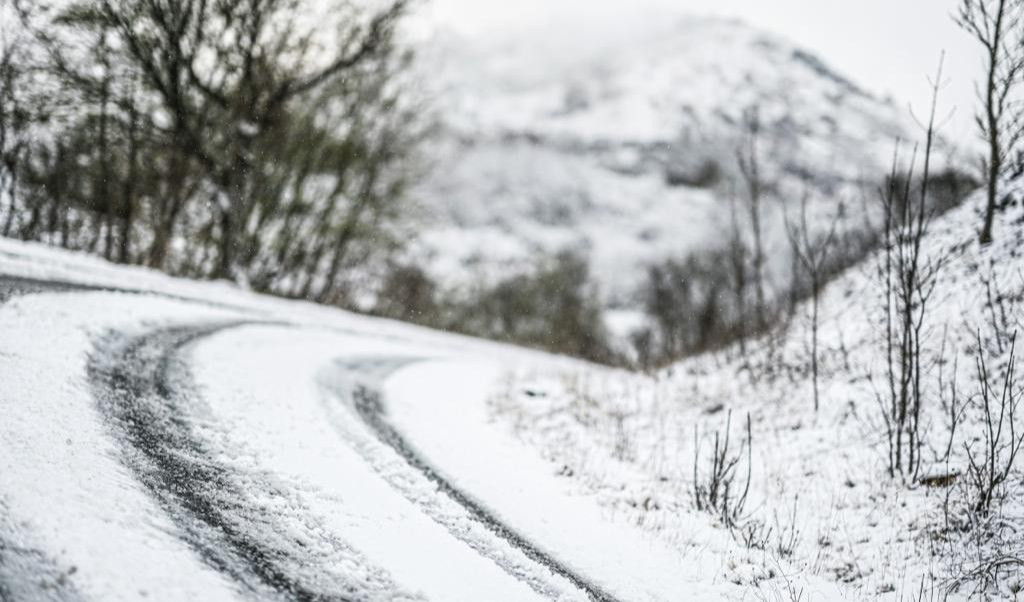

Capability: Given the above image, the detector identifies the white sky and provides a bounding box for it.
[421,0,985,145]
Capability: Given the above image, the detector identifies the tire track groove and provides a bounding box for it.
[88,323,418,602]
[326,357,624,602]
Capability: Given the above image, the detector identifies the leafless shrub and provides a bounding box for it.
[874,59,946,481]
[610,408,634,462]
[735,518,772,551]
[980,262,1016,355]
[753,565,806,602]
[693,411,752,529]
[963,330,1024,516]
[731,495,801,557]
[932,331,1024,597]
[785,191,840,411]
[772,497,802,559]
[936,326,966,466]
[946,552,1024,597]
[901,578,947,602]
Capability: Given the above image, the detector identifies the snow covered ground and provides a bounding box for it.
[0,4,1010,599]
[3,172,1021,602]
[487,191,1024,600]
[0,235,841,601]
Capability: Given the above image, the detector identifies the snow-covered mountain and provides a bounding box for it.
[409,14,919,308]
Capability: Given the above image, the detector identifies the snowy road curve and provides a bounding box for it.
[0,256,721,602]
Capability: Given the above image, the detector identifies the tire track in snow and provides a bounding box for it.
[1,279,418,600]
[0,277,260,601]
[324,357,624,602]
[88,323,423,602]
[2,276,622,600]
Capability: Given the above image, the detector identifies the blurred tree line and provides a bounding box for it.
[0,0,422,303]
[0,0,982,368]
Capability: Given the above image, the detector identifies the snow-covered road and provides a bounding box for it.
[0,241,724,601]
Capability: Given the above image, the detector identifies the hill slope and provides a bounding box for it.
[490,189,1024,599]
[410,15,920,313]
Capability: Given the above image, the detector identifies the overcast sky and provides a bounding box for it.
[421,0,984,145]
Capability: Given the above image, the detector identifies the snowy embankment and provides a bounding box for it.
[0,236,817,601]
[491,191,1024,600]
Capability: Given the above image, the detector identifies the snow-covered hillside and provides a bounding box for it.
[410,14,921,309]
[489,190,1024,599]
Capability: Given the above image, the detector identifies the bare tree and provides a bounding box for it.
[785,193,840,412]
[875,60,946,479]
[955,0,1024,245]
[9,0,418,300]
[737,105,768,331]
[68,0,410,279]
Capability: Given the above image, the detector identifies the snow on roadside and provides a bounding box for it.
[485,191,1024,600]
[385,359,756,601]
[0,292,244,601]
